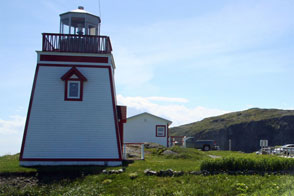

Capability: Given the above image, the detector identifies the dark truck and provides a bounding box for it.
[185,137,217,151]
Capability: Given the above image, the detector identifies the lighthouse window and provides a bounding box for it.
[61,67,87,101]
[68,81,80,99]
[156,125,166,137]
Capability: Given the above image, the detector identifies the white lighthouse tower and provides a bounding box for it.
[20,7,126,166]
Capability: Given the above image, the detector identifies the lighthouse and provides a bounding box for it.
[20,7,126,166]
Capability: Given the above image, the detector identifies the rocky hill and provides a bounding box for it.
[170,108,294,152]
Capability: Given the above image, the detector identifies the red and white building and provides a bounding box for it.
[20,7,126,166]
[123,113,172,147]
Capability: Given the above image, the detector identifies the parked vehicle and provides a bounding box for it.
[185,137,217,151]
[281,144,294,148]
[281,144,294,156]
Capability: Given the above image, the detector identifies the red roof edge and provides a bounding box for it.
[61,66,87,81]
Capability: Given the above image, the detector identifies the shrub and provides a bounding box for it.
[200,156,294,172]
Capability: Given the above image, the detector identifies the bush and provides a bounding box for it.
[200,156,294,172]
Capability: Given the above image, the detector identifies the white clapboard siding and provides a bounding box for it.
[124,113,171,147]
[22,66,119,159]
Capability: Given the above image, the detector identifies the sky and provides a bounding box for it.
[0,0,294,155]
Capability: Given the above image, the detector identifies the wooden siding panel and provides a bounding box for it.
[124,114,168,147]
[23,66,119,159]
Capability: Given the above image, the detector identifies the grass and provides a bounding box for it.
[2,148,294,196]
[0,154,36,173]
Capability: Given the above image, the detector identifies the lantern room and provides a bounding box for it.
[60,6,101,36]
[42,6,111,54]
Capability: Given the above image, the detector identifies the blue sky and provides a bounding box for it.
[0,0,294,155]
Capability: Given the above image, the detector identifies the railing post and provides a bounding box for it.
[41,33,111,53]
[141,144,144,160]
[183,136,186,148]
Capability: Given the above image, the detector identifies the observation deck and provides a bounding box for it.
[42,33,112,54]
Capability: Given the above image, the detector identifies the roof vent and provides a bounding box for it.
[78,6,84,10]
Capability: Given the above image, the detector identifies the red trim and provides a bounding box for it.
[156,125,166,137]
[19,65,40,160]
[20,64,122,162]
[61,66,87,81]
[167,123,169,147]
[118,106,127,123]
[119,122,124,150]
[117,106,127,151]
[38,64,110,69]
[108,67,122,160]
[40,55,108,63]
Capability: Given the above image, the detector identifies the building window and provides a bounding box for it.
[68,81,80,99]
[61,66,87,101]
[156,125,166,137]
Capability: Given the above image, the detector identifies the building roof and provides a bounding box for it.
[61,67,87,81]
[127,112,172,125]
[60,6,101,22]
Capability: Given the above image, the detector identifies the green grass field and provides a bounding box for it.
[1,148,294,196]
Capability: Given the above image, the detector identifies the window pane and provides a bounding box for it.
[69,82,79,98]
[157,127,165,136]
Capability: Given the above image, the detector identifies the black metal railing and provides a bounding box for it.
[42,33,112,54]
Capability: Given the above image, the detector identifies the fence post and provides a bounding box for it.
[123,144,127,160]
[141,144,144,160]
[229,139,231,151]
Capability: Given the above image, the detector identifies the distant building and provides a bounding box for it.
[20,7,126,166]
[124,113,172,147]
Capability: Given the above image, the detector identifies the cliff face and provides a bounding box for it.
[170,108,294,152]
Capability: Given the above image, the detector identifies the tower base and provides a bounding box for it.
[20,161,122,166]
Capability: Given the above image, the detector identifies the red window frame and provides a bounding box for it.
[61,66,87,101]
[64,79,83,101]
[156,125,166,137]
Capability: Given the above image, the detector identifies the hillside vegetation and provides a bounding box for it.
[170,108,294,136]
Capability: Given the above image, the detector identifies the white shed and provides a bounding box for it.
[123,113,172,147]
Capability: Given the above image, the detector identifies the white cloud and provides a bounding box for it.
[117,94,229,126]
[114,47,154,88]
[146,96,188,103]
[112,1,294,91]
[0,115,25,156]
[0,115,25,135]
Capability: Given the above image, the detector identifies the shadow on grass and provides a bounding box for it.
[0,160,133,184]
[35,165,106,183]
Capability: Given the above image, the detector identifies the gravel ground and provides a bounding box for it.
[0,176,38,188]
